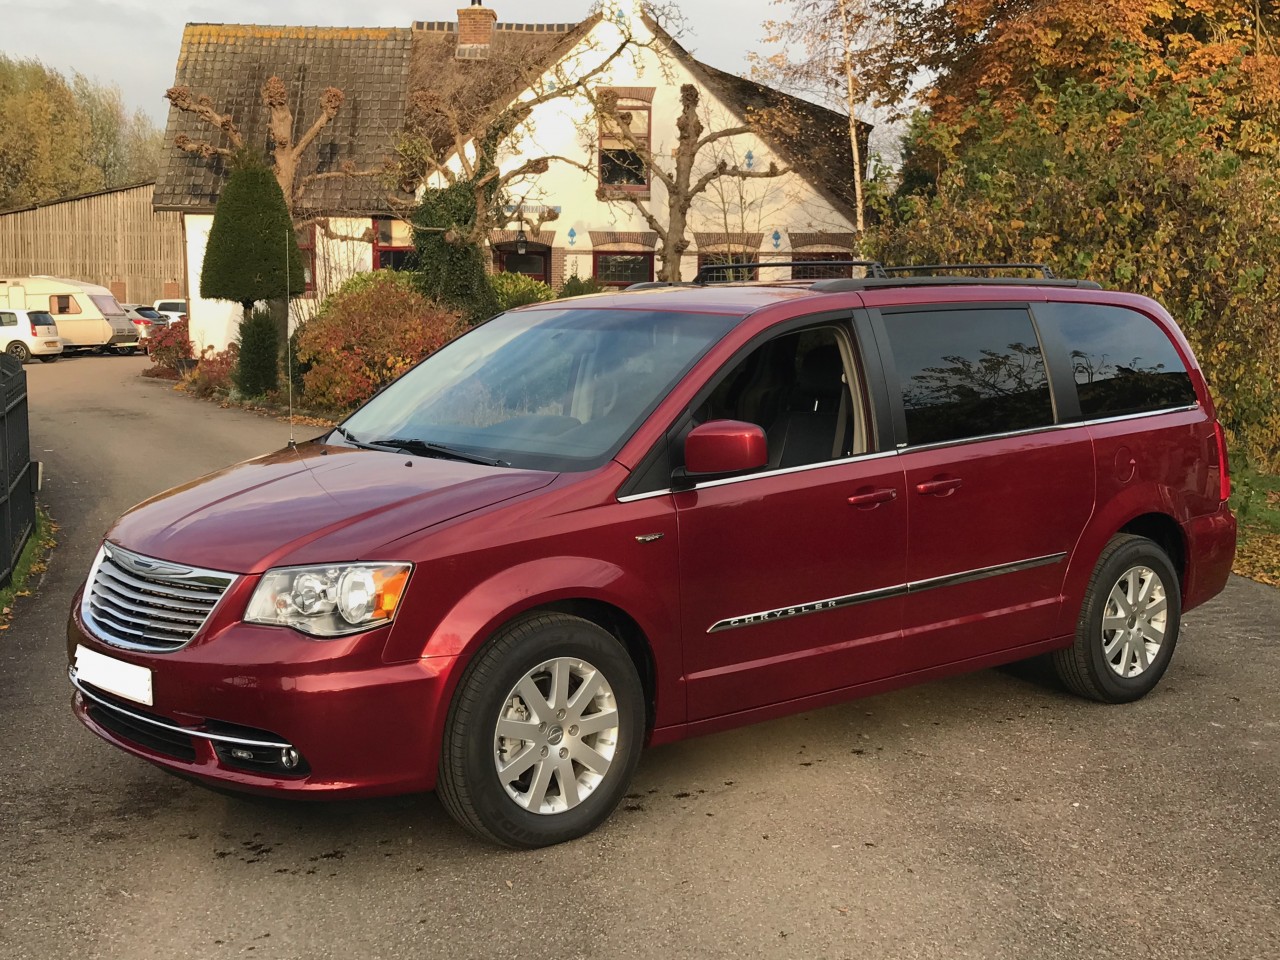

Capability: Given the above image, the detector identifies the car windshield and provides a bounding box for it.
[339,306,741,472]
[29,311,56,326]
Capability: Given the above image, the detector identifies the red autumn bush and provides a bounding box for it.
[296,271,465,412]
[147,318,194,371]
[188,342,239,398]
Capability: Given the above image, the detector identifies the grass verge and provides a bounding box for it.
[1230,464,1280,587]
[0,507,57,630]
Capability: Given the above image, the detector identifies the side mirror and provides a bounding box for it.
[679,420,768,483]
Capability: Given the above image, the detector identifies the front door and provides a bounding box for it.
[676,322,908,722]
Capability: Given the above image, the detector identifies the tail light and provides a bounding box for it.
[1211,421,1231,502]
[30,322,37,336]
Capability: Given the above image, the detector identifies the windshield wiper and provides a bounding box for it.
[333,425,377,449]
[366,437,509,467]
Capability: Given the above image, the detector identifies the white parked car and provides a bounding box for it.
[152,299,187,321]
[1,308,64,363]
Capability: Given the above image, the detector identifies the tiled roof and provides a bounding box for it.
[154,24,413,214]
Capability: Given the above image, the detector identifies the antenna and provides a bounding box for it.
[285,225,296,447]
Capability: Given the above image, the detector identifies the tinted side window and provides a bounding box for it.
[1035,303,1195,419]
[883,308,1053,446]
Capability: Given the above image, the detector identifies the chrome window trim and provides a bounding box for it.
[616,403,1201,503]
[707,551,1068,633]
[617,450,901,503]
[70,668,294,749]
[895,404,1201,453]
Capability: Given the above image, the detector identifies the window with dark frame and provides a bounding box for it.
[791,254,855,280]
[697,253,759,283]
[501,251,550,283]
[296,224,316,293]
[593,252,654,288]
[374,218,415,271]
[49,295,81,315]
[599,98,651,192]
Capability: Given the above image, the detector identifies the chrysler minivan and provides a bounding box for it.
[67,265,1236,847]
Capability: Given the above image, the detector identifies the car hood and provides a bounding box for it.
[106,442,558,573]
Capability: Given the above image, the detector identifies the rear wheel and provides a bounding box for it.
[6,342,30,363]
[37,354,58,363]
[438,613,644,848]
[114,345,137,356]
[1052,534,1181,703]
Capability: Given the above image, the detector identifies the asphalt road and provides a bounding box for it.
[2,355,1277,960]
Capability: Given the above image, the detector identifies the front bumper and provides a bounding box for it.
[67,595,457,798]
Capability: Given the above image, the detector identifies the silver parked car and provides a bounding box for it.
[122,304,169,353]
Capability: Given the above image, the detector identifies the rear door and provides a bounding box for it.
[872,302,1095,668]
[672,316,909,722]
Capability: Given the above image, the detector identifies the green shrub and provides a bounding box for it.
[558,274,605,298]
[200,156,304,310]
[234,308,280,397]
[490,271,556,311]
[296,270,465,412]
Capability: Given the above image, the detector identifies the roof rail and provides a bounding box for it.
[693,260,888,284]
[881,263,1057,279]
[809,276,1102,292]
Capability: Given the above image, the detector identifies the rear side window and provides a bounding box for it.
[882,307,1054,446]
[158,302,182,312]
[1035,303,1196,419]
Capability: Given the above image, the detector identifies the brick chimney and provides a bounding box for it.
[457,1,497,54]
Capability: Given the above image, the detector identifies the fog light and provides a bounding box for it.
[230,748,254,761]
[280,747,301,770]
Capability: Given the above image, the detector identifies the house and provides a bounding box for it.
[155,2,868,350]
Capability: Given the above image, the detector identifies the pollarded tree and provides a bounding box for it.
[200,156,305,315]
[593,84,790,282]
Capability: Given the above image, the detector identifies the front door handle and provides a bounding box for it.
[915,477,963,496]
[847,487,898,507]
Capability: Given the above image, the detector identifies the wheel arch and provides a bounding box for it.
[1118,512,1186,588]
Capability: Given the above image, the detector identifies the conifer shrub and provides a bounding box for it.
[296,271,465,412]
[234,308,280,397]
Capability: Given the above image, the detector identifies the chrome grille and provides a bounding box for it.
[82,543,235,652]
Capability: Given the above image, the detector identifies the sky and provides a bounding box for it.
[3,0,785,126]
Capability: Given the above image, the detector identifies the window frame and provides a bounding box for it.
[296,223,317,294]
[49,294,81,316]
[696,253,760,283]
[593,251,654,288]
[372,217,415,271]
[598,98,652,195]
[870,302,1062,451]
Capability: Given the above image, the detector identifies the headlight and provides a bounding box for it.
[244,563,412,638]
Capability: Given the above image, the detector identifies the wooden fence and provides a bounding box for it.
[0,182,185,306]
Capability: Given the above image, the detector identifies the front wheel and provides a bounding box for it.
[438,613,645,847]
[6,342,30,363]
[1053,534,1181,703]
[114,346,137,356]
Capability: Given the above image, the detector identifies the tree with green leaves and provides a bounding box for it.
[199,157,305,314]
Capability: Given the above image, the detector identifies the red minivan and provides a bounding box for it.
[67,268,1236,847]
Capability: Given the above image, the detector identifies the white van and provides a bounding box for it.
[0,277,135,352]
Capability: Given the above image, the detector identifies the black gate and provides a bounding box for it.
[0,353,35,588]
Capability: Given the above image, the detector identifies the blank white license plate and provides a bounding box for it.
[75,645,153,706]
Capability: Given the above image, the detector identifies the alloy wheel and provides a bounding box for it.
[1101,565,1169,678]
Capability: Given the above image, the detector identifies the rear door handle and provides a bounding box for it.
[847,487,898,507]
[915,477,963,496]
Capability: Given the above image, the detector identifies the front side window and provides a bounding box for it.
[1034,303,1196,419]
[695,325,865,469]
[50,295,80,315]
[599,97,650,190]
[884,308,1054,447]
[594,253,653,288]
[340,307,740,471]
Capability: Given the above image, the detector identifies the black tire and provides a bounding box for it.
[1052,534,1181,703]
[6,342,30,363]
[114,345,137,356]
[438,613,645,848]
[37,355,58,363]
